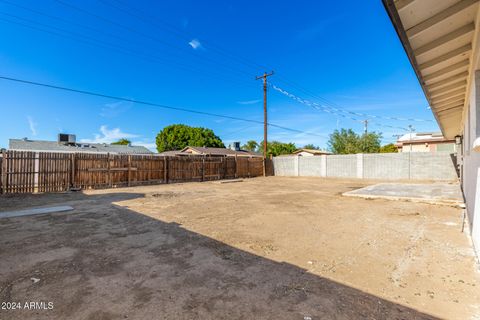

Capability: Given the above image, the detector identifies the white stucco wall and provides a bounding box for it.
[463,70,480,257]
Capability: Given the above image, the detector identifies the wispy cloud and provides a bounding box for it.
[80,125,138,144]
[27,116,37,136]
[237,99,261,105]
[100,101,132,118]
[188,39,203,50]
[297,14,346,40]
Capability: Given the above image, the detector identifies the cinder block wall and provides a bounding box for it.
[326,155,357,178]
[273,152,458,181]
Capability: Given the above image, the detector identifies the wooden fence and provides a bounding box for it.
[0,150,269,194]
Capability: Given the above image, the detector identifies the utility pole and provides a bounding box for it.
[408,124,415,152]
[256,71,274,158]
[363,119,368,134]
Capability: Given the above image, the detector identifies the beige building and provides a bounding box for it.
[383,0,480,257]
[291,148,332,156]
[396,132,456,152]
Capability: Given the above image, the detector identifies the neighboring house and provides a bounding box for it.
[158,142,262,157]
[383,0,480,256]
[9,134,152,154]
[292,148,332,156]
[156,150,182,157]
[396,132,456,153]
[181,146,261,157]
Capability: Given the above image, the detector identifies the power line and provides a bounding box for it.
[100,0,269,72]
[0,0,260,88]
[101,0,419,125]
[270,84,410,132]
[54,0,257,81]
[0,75,325,137]
[0,11,257,89]
[101,0,433,126]
[4,0,431,128]
[272,77,434,123]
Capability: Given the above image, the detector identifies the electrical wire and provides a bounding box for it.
[0,11,258,89]
[0,75,325,137]
[98,0,434,124]
[54,0,258,81]
[1,0,434,128]
[270,83,410,132]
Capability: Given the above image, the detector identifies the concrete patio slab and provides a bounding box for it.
[343,183,463,206]
[0,205,74,219]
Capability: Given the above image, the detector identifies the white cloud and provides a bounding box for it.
[80,125,139,144]
[100,101,132,118]
[237,99,261,105]
[188,39,202,50]
[27,116,37,136]
[133,141,157,152]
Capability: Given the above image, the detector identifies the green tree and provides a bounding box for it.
[111,138,131,145]
[242,140,258,151]
[328,129,382,154]
[328,129,360,154]
[303,144,319,150]
[359,132,382,153]
[379,143,398,153]
[156,124,224,152]
[258,141,297,157]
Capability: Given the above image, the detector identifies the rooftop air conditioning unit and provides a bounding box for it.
[233,141,241,151]
[58,133,76,145]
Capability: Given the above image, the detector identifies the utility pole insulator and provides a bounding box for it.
[255,71,274,158]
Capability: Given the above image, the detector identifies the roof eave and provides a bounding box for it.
[382,0,447,137]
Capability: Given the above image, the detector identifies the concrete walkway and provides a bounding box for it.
[343,183,463,206]
[0,205,74,219]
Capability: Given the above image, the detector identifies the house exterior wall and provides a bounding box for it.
[463,70,480,256]
[399,142,456,153]
[296,151,315,157]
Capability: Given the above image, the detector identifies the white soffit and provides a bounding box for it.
[388,0,479,138]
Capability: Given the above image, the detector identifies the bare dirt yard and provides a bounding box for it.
[0,177,479,319]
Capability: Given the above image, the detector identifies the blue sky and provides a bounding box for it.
[0,0,438,151]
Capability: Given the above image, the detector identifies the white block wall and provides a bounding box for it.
[273,153,458,181]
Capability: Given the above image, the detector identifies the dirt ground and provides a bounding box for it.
[0,177,479,319]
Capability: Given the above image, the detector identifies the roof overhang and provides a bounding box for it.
[383,0,480,138]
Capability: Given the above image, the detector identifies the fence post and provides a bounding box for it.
[202,156,205,182]
[1,149,6,194]
[107,153,112,188]
[70,153,75,189]
[223,156,227,179]
[294,156,300,176]
[234,154,238,179]
[320,155,327,177]
[356,153,364,179]
[165,157,169,184]
[127,155,131,187]
[34,152,39,193]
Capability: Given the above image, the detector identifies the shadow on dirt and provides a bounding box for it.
[0,191,438,320]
